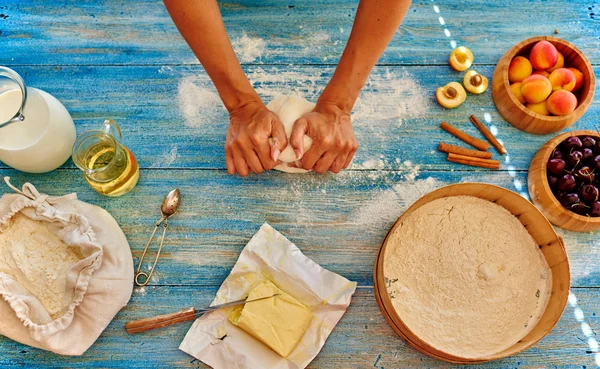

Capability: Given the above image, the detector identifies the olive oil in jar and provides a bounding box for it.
[73,119,140,197]
[81,142,139,196]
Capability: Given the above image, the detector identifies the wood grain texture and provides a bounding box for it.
[3,65,599,171]
[0,168,599,289]
[0,285,598,368]
[0,0,598,66]
[1,0,600,367]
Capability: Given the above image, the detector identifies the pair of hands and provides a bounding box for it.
[225,100,358,176]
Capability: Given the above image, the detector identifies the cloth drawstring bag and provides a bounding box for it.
[0,177,133,355]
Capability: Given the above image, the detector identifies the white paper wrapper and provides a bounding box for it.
[180,223,357,369]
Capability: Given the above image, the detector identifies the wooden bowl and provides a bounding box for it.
[492,36,595,134]
[374,183,570,363]
[529,130,600,232]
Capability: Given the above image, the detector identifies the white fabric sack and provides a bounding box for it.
[0,178,133,355]
[180,223,357,369]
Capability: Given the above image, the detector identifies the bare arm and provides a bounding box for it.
[164,0,256,111]
[164,0,287,176]
[291,0,412,173]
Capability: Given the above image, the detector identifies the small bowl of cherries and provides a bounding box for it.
[529,130,600,232]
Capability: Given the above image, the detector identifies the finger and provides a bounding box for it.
[330,154,347,174]
[232,147,250,177]
[226,147,236,175]
[301,142,326,170]
[313,151,338,174]
[244,149,264,174]
[270,118,288,161]
[255,139,277,170]
[344,146,357,168]
[290,118,308,160]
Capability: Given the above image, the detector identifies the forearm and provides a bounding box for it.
[164,0,259,112]
[320,0,411,111]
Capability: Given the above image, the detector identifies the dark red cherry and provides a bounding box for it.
[583,148,595,162]
[548,175,558,190]
[552,150,564,160]
[557,174,577,191]
[567,151,583,168]
[582,136,596,149]
[575,166,595,184]
[564,137,583,150]
[561,193,580,209]
[547,159,566,175]
[580,184,599,202]
[590,202,600,217]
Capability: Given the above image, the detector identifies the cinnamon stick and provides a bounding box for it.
[447,153,500,170]
[438,142,493,159]
[440,121,490,152]
[469,114,507,155]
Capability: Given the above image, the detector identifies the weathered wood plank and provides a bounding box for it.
[1,168,598,289]
[5,65,599,171]
[0,285,597,368]
[0,0,598,66]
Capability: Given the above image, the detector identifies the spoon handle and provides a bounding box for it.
[135,218,168,287]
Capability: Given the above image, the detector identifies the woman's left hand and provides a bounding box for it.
[289,101,358,174]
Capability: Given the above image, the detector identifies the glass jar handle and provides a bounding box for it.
[102,119,123,142]
[0,66,28,128]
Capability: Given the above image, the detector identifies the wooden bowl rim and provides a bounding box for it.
[498,36,596,121]
[530,129,600,224]
[374,182,570,363]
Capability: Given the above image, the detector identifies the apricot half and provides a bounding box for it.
[449,46,474,72]
[463,70,488,94]
[436,82,467,109]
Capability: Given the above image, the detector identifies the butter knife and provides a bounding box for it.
[125,294,277,334]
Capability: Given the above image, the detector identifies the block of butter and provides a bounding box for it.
[229,280,313,358]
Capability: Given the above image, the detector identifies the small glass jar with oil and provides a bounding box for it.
[72,119,139,196]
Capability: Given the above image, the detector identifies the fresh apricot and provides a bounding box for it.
[529,40,559,70]
[567,67,585,91]
[526,101,550,116]
[508,56,533,82]
[548,68,576,92]
[463,70,488,94]
[532,70,550,78]
[520,74,552,104]
[436,82,467,108]
[449,47,474,72]
[547,52,565,73]
[510,82,526,104]
[546,90,577,116]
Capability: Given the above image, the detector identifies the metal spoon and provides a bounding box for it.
[135,189,181,287]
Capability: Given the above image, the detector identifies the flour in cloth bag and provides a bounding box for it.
[0,214,83,319]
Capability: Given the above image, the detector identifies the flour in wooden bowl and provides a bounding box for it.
[383,196,552,359]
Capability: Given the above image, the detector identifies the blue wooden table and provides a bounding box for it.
[1,1,599,367]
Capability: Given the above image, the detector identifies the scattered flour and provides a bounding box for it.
[232,33,266,63]
[152,146,178,167]
[353,162,443,229]
[177,75,224,128]
[558,230,600,282]
[352,68,428,127]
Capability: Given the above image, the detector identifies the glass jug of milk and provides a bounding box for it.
[0,67,76,173]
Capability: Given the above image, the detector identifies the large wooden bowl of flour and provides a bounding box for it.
[374,183,570,363]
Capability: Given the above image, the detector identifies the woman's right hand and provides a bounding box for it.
[225,100,289,176]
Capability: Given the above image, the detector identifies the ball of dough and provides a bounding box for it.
[266,95,314,173]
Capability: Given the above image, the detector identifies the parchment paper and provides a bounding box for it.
[180,223,357,369]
